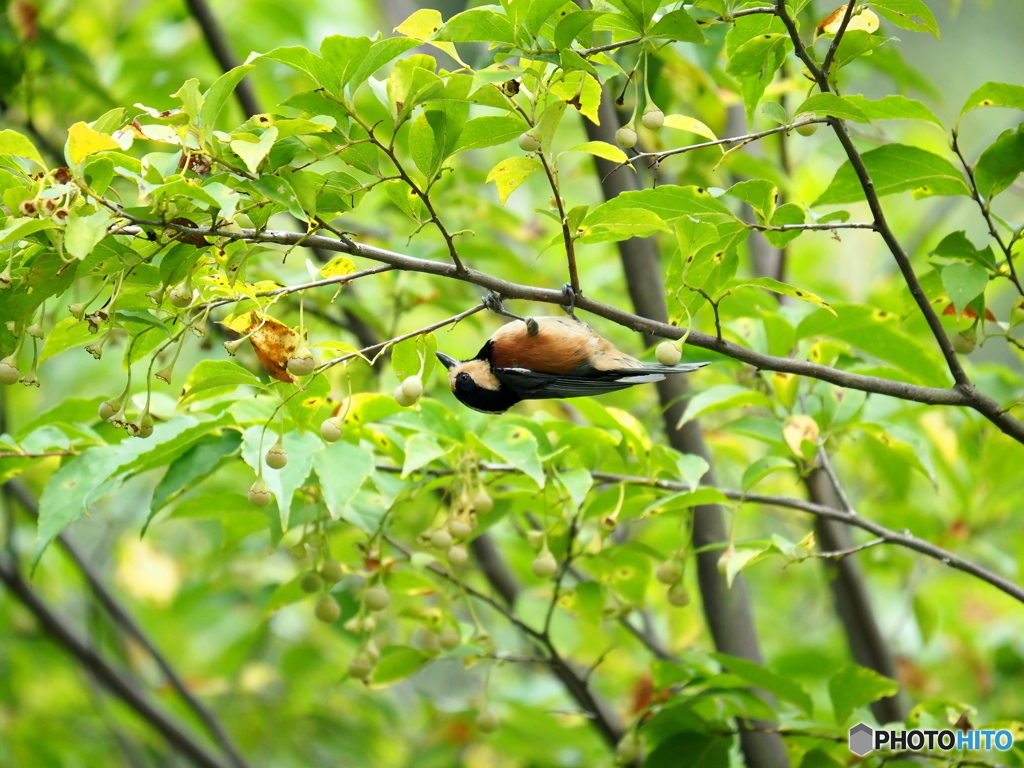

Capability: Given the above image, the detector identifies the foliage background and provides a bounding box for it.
[2,0,1024,767]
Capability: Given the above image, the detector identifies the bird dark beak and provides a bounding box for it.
[436,352,459,370]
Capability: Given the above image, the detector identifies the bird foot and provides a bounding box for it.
[561,283,578,317]
[484,291,538,334]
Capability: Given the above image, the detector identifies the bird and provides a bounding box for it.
[436,308,709,414]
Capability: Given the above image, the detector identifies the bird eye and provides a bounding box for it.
[457,372,471,385]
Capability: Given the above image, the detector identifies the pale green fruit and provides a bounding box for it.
[656,341,681,365]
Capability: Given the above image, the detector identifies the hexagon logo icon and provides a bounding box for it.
[849,723,874,756]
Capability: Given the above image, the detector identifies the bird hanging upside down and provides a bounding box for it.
[436,311,709,414]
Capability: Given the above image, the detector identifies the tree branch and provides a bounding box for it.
[0,556,233,768]
[775,0,971,388]
[375,463,1024,607]
[110,216,1024,444]
[4,481,250,768]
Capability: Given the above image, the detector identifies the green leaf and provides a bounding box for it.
[180,360,263,404]
[64,209,110,260]
[726,179,777,221]
[259,46,334,93]
[347,37,421,90]
[974,126,1024,201]
[554,467,594,511]
[641,488,729,517]
[453,116,528,153]
[230,126,278,174]
[589,185,735,226]
[435,8,515,44]
[814,144,969,206]
[0,129,46,169]
[726,33,791,78]
[678,385,771,426]
[941,262,989,312]
[241,428,320,531]
[401,433,449,478]
[741,456,792,491]
[843,94,942,126]
[739,277,836,315]
[797,304,949,385]
[959,82,1024,118]
[39,317,94,362]
[554,9,604,49]
[649,8,705,43]
[760,101,787,125]
[199,65,254,130]
[763,203,805,248]
[932,230,996,270]
[714,652,814,715]
[605,0,661,32]
[795,93,869,123]
[312,441,375,527]
[829,664,899,724]
[0,217,56,246]
[523,0,568,36]
[391,333,436,384]
[676,453,710,491]
[33,446,120,569]
[869,0,940,38]
[369,646,431,688]
[719,546,770,588]
[149,431,242,518]
[578,207,669,244]
[645,733,730,768]
[477,422,545,488]
[486,156,542,205]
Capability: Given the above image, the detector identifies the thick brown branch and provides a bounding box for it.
[5,481,250,768]
[110,217,1024,442]
[0,557,233,768]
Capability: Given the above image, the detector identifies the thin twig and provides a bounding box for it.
[775,0,971,389]
[199,265,395,311]
[746,221,875,232]
[950,131,1024,294]
[615,119,828,174]
[537,151,580,296]
[819,1,857,81]
[318,303,486,371]
[813,537,886,560]
[375,462,1024,606]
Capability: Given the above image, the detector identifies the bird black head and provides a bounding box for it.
[437,352,521,414]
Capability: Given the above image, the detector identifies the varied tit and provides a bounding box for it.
[437,315,709,414]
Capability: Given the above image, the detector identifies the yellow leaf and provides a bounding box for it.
[783,415,820,457]
[486,157,542,206]
[818,5,879,35]
[319,255,357,279]
[396,8,466,66]
[664,115,718,142]
[68,122,119,167]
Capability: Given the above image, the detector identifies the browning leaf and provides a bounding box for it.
[246,312,301,382]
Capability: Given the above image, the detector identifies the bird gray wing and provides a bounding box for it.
[493,362,709,400]
[493,368,643,399]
